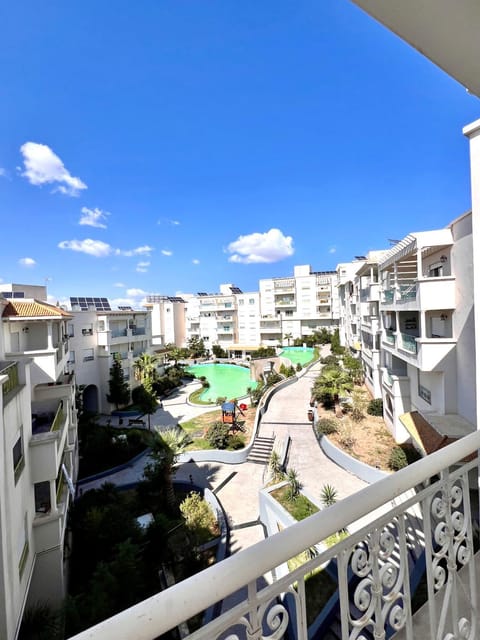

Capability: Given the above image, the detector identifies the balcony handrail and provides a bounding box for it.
[68,430,480,640]
[51,403,64,432]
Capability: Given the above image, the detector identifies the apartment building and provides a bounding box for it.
[259,265,339,346]
[68,297,152,414]
[336,259,365,354]
[0,290,78,639]
[376,213,476,445]
[355,251,389,398]
[143,295,189,349]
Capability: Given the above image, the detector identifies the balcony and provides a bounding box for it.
[30,402,69,484]
[131,326,146,336]
[383,330,396,346]
[383,289,395,304]
[0,361,20,402]
[399,332,418,355]
[111,328,128,338]
[70,431,480,640]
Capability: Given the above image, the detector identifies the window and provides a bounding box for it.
[13,433,24,483]
[428,263,444,278]
[34,481,51,514]
[67,323,74,337]
[249,298,255,305]
[18,514,29,578]
[82,327,93,336]
[238,299,244,305]
[69,350,76,363]
[83,348,94,362]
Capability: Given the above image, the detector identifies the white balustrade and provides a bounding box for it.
[68,431,480,640]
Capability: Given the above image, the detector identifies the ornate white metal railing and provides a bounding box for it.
[68,431,480,640]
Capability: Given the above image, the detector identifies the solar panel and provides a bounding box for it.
[197,292,208,296]
[230,286,243,294]
[118,305,134,311]
[70,296,112,311]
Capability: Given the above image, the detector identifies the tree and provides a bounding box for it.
[312,366,353,416]
[148,427,190,510]
[106,355,130,409]
[343,353,364,384]
[283,332,293,346]
[206,422,230,449]
[212,344,227,358]
[286,467,301,501]
[179,491,218,545]
[187,336,206,358]
[269,450,284,483]
[133,353,158,386]
[132,385,158,430]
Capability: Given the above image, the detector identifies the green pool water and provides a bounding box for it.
[279,346,315,366]
[186,363,257,403]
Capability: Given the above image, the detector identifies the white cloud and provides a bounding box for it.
[126,288,147,297]
[329,246,337,254]
[136,261,150,273]
[58,238,112,257]
[116,245,154,257]
[158,218,180,226]
[227,228,294,264]
[79,206,109,228]
[192,258,200,265]
[0,168,7,178]
[161,249,173,256]
[114,282,125,288]
[19,257,36,267]
[58,240,154,258]
[20,142,87,196]
[110,297,137,308]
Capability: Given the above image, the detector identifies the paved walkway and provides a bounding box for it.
[80,357,367,553]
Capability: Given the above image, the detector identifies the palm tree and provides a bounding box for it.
[149,427,190,509]
[133,353,158,386]
[312,366,353,416]
[286,467,301,501]
[269,450,284,483]
[283,332,293,347]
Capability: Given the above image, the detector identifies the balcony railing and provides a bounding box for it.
[111,328,128,338]
[383,369,393,387]
[132,327,146,336]
[400,332,418,354]
[399,284,417,301]
[384,330,396,346]
[0,361,19,397]
[51,404,64,432]
[383,289,395,304]
[69,431,480,640]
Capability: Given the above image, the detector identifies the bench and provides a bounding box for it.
[128,418,145,427]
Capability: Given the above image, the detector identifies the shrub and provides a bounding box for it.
[367,398,384,416]
[216,396,227,406]
[389,446,408,471]
[296,362,302,371]
[179,491,218,544]
[227,435,245,450]
[320,483,338,507]
[206,422,230,449]
[317,418,339,435]
[321,355,339,367]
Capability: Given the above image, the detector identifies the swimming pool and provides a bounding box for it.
[279,346,315,366]
[186,363,258,403]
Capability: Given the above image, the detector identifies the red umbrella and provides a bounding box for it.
[239,403,248,411]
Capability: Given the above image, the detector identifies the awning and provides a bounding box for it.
[399,411,450,456]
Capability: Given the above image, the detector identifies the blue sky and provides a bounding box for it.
[1,1,478,308]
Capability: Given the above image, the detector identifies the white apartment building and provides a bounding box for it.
[355,251,389,398]
[0,291,78,640]
[143,295,189,349]
[259,265,339,346]
[336,259,366,353]
[377,213,476,445]
[68,298,152,414]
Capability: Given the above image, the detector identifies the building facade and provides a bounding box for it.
[0,292,78,640]
[68,303,152,414]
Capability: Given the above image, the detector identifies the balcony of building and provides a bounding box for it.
[30,399,70,484]
[0,360,21,404]
[70,430,480,640]
[274,295,296,308]
[274,279,296,294]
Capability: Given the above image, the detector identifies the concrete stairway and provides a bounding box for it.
[247,435,276,465]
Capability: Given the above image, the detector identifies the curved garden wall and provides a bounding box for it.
[319,434,390,484]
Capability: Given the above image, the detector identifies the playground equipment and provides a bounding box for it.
[221,400,247,432]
